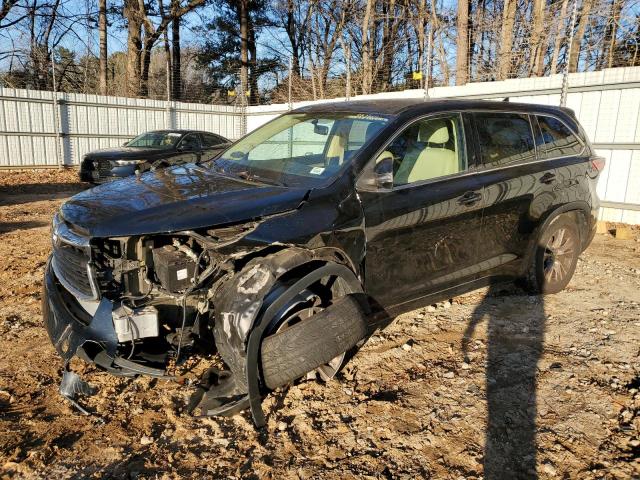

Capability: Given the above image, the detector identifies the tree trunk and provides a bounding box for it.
[140,42,153,97]
[238,0,249,104]
[158,0,171,99]
[432,2,449,84]
[456,0,469,85]
[497,0,517,80]
[530,0,546,77]
[550,0,569,75]
[286,0,300,76]
[380,0,397,91]
[607,0,622,68]
[472,0,485,80]
[98,0,107,95]
[360,0,374,94]
[171,4,181,101]
[568,0,594,73]
[412,0,427,87]
[124,0,142,97]
[249,20,259,105]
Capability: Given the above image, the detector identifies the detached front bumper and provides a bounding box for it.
[43,258,167,377]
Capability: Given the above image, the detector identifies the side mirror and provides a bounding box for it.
[355,151,394,192]
[122,142,129,146]
[373,152,394,190]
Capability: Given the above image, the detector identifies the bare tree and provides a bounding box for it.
[360,0,374,94]
[569,0,595,72]
[456,0,469,84]
[308,0,348,97]
[238,0,249,102]
[0,0,20,24]
[497,0,517,79]
[171,0,180,100]
[530,0,546,76]
[98,0,107,94]
[123,0,142,96]
[550,0,570,74]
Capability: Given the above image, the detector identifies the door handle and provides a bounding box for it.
[540,172,556,184]
[458,191,482,206]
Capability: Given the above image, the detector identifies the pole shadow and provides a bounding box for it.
[463,281,546,479]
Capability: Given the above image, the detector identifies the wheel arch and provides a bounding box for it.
[209,246,367,424]
[522,201,592,271]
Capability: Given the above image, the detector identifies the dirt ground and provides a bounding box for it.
[0,169,638,479]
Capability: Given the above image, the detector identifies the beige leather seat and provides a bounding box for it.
[395,119,459,185]
[325,124,349,165]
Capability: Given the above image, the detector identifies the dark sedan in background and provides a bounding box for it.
[80,130,231,183]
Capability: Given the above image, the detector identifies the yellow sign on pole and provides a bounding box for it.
[228,90,236,97]
[412,72,423,81]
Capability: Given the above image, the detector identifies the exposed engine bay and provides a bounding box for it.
[45,212,370,426]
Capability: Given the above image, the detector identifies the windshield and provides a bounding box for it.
[127,131,183,148]
[212,112,389,188]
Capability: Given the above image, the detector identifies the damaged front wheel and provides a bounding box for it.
[264,282,348,385]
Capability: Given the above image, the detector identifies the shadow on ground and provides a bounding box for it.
[463,282,545,479]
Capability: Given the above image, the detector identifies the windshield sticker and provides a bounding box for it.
[168,133,182,137]
[310,166,325,175]
[349,114,388,121]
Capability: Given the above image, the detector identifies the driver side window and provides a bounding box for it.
[387,115,466,186]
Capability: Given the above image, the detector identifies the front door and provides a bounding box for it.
[176,133,202,165]
[358,113,485,310]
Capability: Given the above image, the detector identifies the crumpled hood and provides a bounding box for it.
[60,164,308,237]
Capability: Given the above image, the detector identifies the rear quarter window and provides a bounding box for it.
[202,133,225,147]
[536,115,584,159]
[474,113,536,167]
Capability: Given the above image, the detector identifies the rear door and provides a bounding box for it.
[359,112,485,309]
[534,114,590,208]
[471,111,573,278]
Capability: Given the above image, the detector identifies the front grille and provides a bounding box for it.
[83,157,112,177]
[52,243,96,299]
[96,159,111,175]
[51,215,98,300]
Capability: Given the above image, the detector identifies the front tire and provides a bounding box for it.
[525,215,581,294]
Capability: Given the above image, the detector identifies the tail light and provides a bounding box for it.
[590,156,606,173]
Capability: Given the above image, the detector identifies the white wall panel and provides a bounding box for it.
[2,67,640,222]
[614,89,640,143]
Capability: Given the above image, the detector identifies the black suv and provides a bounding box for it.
[79,130,230,183]
[44,99,603,425]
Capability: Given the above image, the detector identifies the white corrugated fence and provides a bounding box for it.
[1,67,639,223]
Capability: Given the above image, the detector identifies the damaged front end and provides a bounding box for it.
[44,211,370,426]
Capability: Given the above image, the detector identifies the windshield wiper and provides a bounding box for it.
[236,171,287,187]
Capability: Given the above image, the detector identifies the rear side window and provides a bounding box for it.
[536,115,583,159]
[202,133,225,147]
[475,113,536,166]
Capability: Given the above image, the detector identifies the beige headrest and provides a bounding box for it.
[419,120,449,144]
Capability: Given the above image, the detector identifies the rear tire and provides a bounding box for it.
[524,215,580,294]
